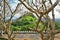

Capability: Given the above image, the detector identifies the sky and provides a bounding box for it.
[9,0,60,19]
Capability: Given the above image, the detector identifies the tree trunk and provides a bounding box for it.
[40,32,55,40]
[8,37,11,40]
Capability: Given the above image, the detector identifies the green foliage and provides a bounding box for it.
[11,14,60,31]
[38,23,43,29]
[11,25,21,31]
[55,21,60,30]
[55,22,60,25]
[11,14,37,31]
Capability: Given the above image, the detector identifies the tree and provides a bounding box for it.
[19,0,60,40]
[0,0,24,40]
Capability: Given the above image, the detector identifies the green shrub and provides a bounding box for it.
[11,14,37,31]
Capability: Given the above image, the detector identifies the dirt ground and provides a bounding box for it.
[14,33,60,40]
[2,33,60,40]
[15,38,60,40]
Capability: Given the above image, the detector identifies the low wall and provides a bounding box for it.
[13,31,40,40]
[0,31,41,40]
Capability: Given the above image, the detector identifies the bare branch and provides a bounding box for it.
[13,3,22,14]
[19,0,38,14]
[4,0,6,22]
[44,0,59,15]
[5,1,22,22]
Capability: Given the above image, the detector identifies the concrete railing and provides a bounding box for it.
[13,31,38,34]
